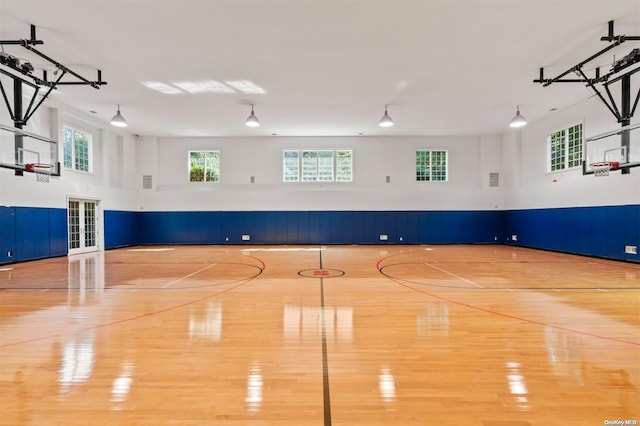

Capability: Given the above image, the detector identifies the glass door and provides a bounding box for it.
[68,198,100,255]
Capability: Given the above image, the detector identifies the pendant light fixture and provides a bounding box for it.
[509,105,527,128]
[379,104,394,127]
[110,104,128,127]
[245,104,260,127]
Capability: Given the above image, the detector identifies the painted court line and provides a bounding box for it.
[0,278,253,349]
[127,248,175,252]
[161,263,218,288]
[424,262,484,288]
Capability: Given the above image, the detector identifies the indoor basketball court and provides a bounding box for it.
[1,1,639,425]
[1,244,638,425]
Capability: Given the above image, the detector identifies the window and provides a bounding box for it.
[548,123,582,172]
[189,151,220,182]
[63,126,92,172]
[335,150,353,182]
[283,151,299,182]
[416,150,447,181]
[283,150,352,182]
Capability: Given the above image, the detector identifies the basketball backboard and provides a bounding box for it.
[0,124,59,176]
[584,123,640,175]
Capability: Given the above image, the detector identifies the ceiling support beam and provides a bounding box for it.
[0,24,107,126]
[0,24,108,175]
[534,20,640,125]
[535,20,640,175]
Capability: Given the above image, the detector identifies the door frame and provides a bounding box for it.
[67,196,103,255]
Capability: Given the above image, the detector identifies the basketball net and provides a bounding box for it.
[591,162,612,177]
[590,160,621,177]
[26,163,53,183]
[35,169,50,183]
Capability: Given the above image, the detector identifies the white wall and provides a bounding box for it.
[0,102,139,211]
[503,97,640,210]
[3,88,637,215]
[135,134,504,212]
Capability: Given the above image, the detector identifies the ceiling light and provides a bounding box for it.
[110,105,128,127]
[245,105,260,127]
[509,105,527,128]
[379,105,394,127]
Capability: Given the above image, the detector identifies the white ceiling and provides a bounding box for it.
[1,0,639,137]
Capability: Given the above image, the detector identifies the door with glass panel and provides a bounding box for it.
[68,199,100,255]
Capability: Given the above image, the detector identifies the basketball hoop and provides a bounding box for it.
[25,163,53,183]
[590,161,618,177]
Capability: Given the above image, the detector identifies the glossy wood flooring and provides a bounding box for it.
[1,245,639,425]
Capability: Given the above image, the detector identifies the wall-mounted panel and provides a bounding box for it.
[307,211,322,245]
[1,206,66,264]
[104,210,138,248]
[625,205,640,262]
[8,206,637,264]
[0,206,16,264]
[15,207,52,261]
[137,210,503,246]
[49,208,68,256]
[505,205,639,263]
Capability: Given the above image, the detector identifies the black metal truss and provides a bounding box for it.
[534,20,640,124]
[0,24,107,127]
[535,21,640,175]
[0,24,107,176]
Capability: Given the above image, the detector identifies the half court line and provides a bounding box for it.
[318,246,332,426]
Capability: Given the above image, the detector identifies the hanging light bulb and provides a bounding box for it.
[379,105,394,127]
[509,105,527,128]
[110,104,128,127]
[245,104,260,127]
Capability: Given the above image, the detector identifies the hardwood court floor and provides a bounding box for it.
[0,245,638,426]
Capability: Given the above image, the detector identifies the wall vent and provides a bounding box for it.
[142,175,153,189]
[489,172,499,187]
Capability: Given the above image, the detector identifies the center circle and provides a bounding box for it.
[298,268,345,278]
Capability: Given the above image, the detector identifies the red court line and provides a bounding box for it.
[376,252,640,347]
[0,256,266,348]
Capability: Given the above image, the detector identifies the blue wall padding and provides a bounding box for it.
[49,208,68,257]
[136,210,503,245]
[1,206,637,264]
[504,205,639,262]
[104,210,139,248]
[0,206,68,263]
[0,206,17,264]
[625,205,640,262]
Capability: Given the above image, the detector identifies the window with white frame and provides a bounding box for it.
[189,151,220,182]
[416,150,447,181]
[283,151,300,182]
[283,150,353,182]
[548,123,583,172]
[335,150,353,182]
[63,125,93,172]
